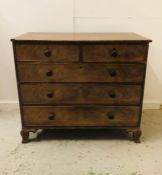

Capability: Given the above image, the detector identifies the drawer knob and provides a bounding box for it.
[108,91,116,98]
[47,92,54,98]
[48,114,55,120]
[44,48,52,57]
[107,113,115,120]
[46,70,53,76]
[111,48,118,58]
[109,70,117,77]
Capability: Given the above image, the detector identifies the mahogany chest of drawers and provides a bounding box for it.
[11,33,151,143]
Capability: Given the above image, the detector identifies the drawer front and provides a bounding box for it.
[17,63,145,83]
[15,44,79,62]
[83,44,147,62]
[20,84,142,105]
[22,106,140,126]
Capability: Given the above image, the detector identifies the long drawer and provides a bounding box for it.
[17,63,145,83]
[20,84,142,105]
[15,44,79,62]
[22,106,140,126]
[83,44,147,62]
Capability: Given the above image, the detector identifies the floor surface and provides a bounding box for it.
[0,108,162,175]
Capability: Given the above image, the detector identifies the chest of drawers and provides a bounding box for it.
[11,33,151,143]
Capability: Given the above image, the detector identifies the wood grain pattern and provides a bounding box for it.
[83,45,147,62]
[20,84,142,105]
[22,106,140,126]
[15,44,79,62]
[11,32,151,143]
[12,32,152,42]
[17,63,145,83]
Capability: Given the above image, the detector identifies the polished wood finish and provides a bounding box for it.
[11,33,151,143]
[15,44,79,62]
[12,32,151,42]
[22,106,140,127]
[20,84,141,105]
[17,63,145,83]
[83,44,147,62]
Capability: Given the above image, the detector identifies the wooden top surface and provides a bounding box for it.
[12,32,152,42]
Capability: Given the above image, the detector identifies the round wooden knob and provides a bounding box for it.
[46,70,53,76]
[107,113,115,120]
[47,92,54,98]
[44,48,52,57]
[108,91,116,98]
[48,114,55,120]
[109,70,117,77]
[111,48,118,57]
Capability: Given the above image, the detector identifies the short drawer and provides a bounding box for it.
[22,106,140,126]
[15,44,79,62]
[17,63,145,83]
[20,84,142,105]
[83,44,147,62]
